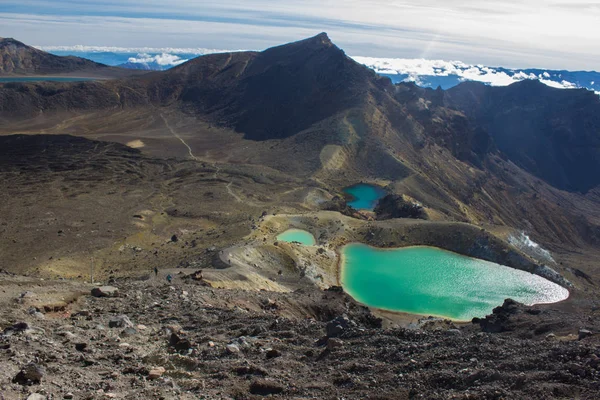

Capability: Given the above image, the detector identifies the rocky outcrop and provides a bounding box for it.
[0,275,598,399]
[12,363,45,385]
[91,286,119,298]
[320,196,362,218]
[473,299,524,333]
[374,194,428,220]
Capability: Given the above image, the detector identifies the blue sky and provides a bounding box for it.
[1,0,599,70]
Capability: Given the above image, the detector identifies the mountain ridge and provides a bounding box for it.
[0,37,146,78]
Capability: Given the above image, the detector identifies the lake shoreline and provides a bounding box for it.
[338,242,570,321]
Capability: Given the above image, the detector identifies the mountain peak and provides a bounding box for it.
[0,37,29,48]
[296,32,334,49]
[313,32,332,44]
[260,32,337,57]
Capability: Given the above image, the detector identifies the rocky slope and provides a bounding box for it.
[0,273,599,400]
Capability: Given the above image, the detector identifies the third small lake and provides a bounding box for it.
[343,183,386,211]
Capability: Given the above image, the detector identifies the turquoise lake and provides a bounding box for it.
[277,229,316,246]
[0,77,95,83]
[343,184,386,210]
[340,244,569,321]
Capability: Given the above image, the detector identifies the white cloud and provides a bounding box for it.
[126,53,187,67]
[352,56,584,90]
[538,79,578,89]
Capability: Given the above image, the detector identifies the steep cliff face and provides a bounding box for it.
[444,80,600,193]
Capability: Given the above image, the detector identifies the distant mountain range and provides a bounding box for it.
[37,46,233,71]
[37,45,600,93]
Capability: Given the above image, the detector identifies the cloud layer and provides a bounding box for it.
[352,57,586,89]
[126,53,188,67]
[2,1,600,70]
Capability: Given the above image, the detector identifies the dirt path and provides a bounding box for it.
[160,113,249,204]
[159,113,199,161]
[226,181,243,202]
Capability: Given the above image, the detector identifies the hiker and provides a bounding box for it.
[154,267,158,277]
[166,274,173,284]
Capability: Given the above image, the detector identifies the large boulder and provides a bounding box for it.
[13,363,45,385]
[91,286,119,298]
[473,299,522,333]
[169,333,192,351]
[249,379,284,396]
[326,316,356,338]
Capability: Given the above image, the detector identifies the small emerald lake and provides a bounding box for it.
[340,244,569,321]
[277,229,316,246]
[343,183,386,211]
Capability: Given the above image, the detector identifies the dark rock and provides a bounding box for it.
[476,299,522,333]
[374,194,427,220]
[579,329,593,340]
[122,366,149,376]
[171,234,178,242]
[75,343,87,352]
[326,316,352,338]
[73,310,90,317]
[249,379,284,396]
[13,363,45,385]
[266,349,282,359]
[91,286,119,298]
[2,321,28,336]
[169,333,192,351]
